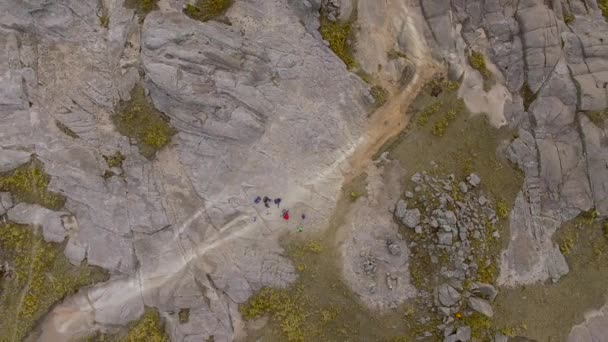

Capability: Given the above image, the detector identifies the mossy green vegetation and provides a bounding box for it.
[55,120,80,139]
[319,15,355,69]
[184,0,233,22]
[469,50,489,78]
[0,223,108,341]
[493,213,608,341]
[122,309,168,342]
[99,15,109,28]
[370,85,389,107]
[103,151,125,169]
[599,0,608,19]
[241,231,408,341]
[85,309,168,342]
[112,85,176,159]
[564,13,575,24]
[0,161,65,210]
[124,0,159,19]
[585,108,608,128]
[387,49,408,60]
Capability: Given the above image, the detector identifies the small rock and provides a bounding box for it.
[415,225,423,234]
[459,182,468,193]
[438,306,451,316]
[468,296,494,317]
[467,173,481,187]
[472,282,498,302]
[456,326,471,341]
[438,232,453,246]
[444,211,457,225]
[478,196,488,206]
[405,191,414,198]
[443,184,453,191]
[368,282,376,294]
[414,185,422,192]
[402,208,421,228]
[362,256,377,275]
[444,334,458,342]
[494,332,509,342]
[387,240,402,256]
[411,172,423,183]
[394,200,407,219]
[430,218,439,228]
[0,192,13,214]
[438,283,461,307]
[492,231,500,239]
[443,325,455,337]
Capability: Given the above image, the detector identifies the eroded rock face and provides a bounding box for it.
[418,0,607,287]
[0,0,377,340]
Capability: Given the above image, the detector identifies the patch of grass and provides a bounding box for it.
[599,0,608,19]
[521,81,537,111]
[431,109,459,137]
[469,50,489,78]
[370,85,389,107]
[55,120,79,139]
[496,199,509,220]
[319,15,355,69]
[415,101,442,126]
[464,312,492,340]
[99,15,109,28]
[183,0,233,22]
[122,309,168,341]
[103,151,125,168]
[112,85,176,159]
[0,161,65,210]
[564,13,575,24]
[240,287,306,342]
[349,191,361,201]
[585,109,608,128]
[124,0,159,19]
[0,223,108,341]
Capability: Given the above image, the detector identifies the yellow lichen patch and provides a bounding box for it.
[103,151,125,169]
[319,16,355,69]
[184,0,233,22]
[121,309,168,342]
[0,223,108,341]
[112,85,176,160]
[464,313,492,340]
[495,199,509,220]
[600,0,608,19]
[0,161,65,210]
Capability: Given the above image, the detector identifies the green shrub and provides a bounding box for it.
[319,17,355,69]
[416,101,442,126]
[370,85,389,107]
[496,199,509,220]
[184,0,233,22]
[121,309,168,342]
[103,151,125,168]
[469,50,489,78]
[112,85,176,159]
[0,162,65,210]
[564,14,575,24]
[99,15,110,28]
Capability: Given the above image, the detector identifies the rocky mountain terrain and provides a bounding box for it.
[0,0,607,341]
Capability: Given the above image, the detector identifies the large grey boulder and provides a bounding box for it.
[468,296,494,317]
